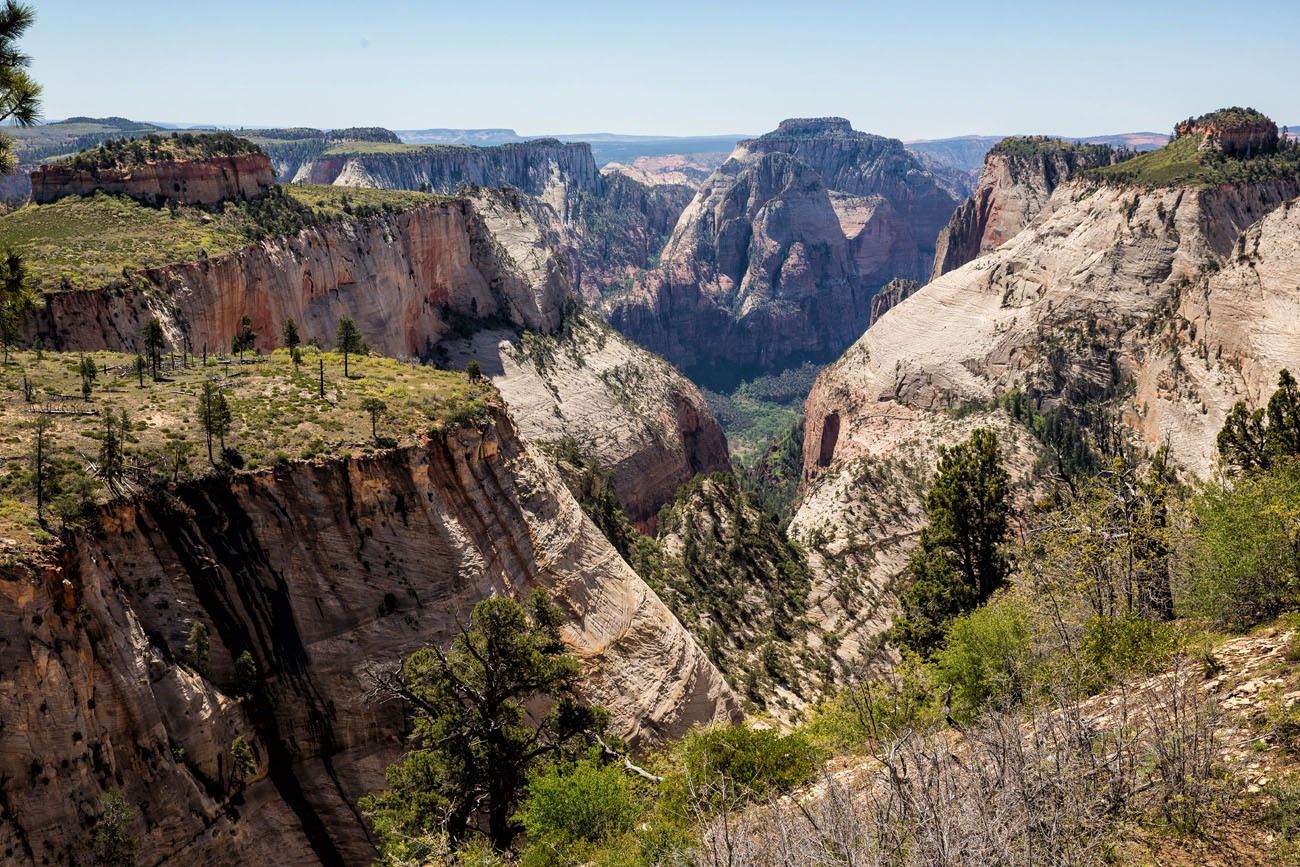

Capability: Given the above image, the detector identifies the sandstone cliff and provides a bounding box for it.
[0,410,738,866]
[603,118,959,384]
[34,189,566,359]
[793,172,1300,668]
[931,138,1123,279]
[292,140,690,302]
[439,311,729,529]
[31,153,274,207]
[29,188,726,532]
[868,278,920,326]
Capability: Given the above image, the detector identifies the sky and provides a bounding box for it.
[23,0,1300,140]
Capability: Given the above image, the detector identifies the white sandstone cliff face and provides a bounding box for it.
[440,312,730,529]
[0,410,738,866]
[794,177,1300,665]
[805,178,1300,482]
[931,143,1121,279]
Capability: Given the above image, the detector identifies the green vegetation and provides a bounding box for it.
[90,789,139,867]
[702,361,820,465]
[546,440,821,712]
[739,417,803,523]
[1085,127,1300,187]
[1218,368,1300,472]
[361,592,609,855]
[0,347,486,549]
[516,759,643,864]
[54,131,262,170]
[1184,459,1300,628]
[0,184,441,294]
[890,428,1012,655]
[0,1,41,174]
[990,135,1116,161]
[1183,106,1273,131]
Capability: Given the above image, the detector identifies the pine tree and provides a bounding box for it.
[79,354,96,400]
[360,396,386,441]
[335,317,363,377]
[142,318,165,379]
[890,428,1011,654]
[0,3,41,176]
[98,409,128,497]
[361,591,608,852]
[0,251,32,364]
[197,381,231,464]
[1218,369,1300,472]
[230,315,256,361]
[30,413,51,524]
[280,317,300,353]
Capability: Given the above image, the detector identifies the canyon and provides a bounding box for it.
[0,407,736,865]
[28,186,727,527]
[602,118,959,384]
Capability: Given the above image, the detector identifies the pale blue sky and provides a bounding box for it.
[23,0,1300,138]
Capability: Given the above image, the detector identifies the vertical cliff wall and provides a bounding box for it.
[0,411,737,866]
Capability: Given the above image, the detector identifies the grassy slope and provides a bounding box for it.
[0,348,486,551]
[0,185,441,293]
[1086,133,1300,186]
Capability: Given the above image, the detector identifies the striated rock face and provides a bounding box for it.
[794,175,1300,673]
[1176,111,1279,158]
[30,188,724,528]
[294,140,690,302]
[33,190,567,359]
[31,153,274,206]
[439,311,730,529]
[294,140,601,214]
[601,154,727,191]
[868,278,920,326]
[545,169,694,305]
[805,177,1300,484]
[931,139,1122,279]
[604,118,958,384]
[0,410,738,866]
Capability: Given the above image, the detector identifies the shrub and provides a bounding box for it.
[1178,460,1300,628]
[516,759,642,862]
[1076,613,1178,694]
[91,789,139,867]
[806,657,940,751]
[934,594,1037,721]
[660,725,823,816]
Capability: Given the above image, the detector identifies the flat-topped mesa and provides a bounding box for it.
[763,117,856,139]
[1175,106,1279,157]
[31,132,273,206]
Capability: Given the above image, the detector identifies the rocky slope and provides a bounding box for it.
[439,311,730,529]
[291,139,689,302]
[603,118,959,384]
[0,408,737,866]
[931,137,1123,279]
[793,139,1300,668]
[29,187,727,531]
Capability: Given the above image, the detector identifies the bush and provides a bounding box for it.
[517,759,642,862]
[660,725,823,815]
[806,657,940,751]
[1178,460,1300,628]
[1076,613,1178,694]
[934,594,1038,721]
